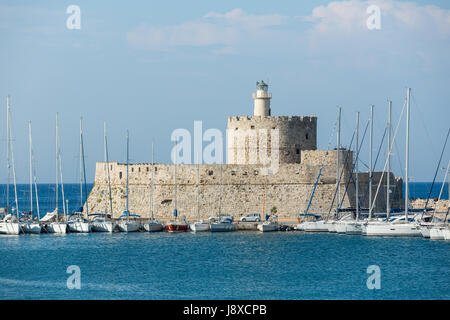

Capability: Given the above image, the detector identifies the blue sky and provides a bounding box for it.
[0,0,449,183]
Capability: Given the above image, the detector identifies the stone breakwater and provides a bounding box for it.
[85,149,403,221]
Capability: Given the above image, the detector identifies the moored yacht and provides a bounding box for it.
[21,121,42,234]
[91,123,116,233]
[296,213,327,232]
[257,216,279,232]
[210,216,236,232]
[365,215,422,237]
[0,214,21,235]
[190,220,209,232]
[117,212,141,232]
[91,214,116,232]
[67,213,91,233]
[117,131,141,233]
[189,156,209,232]
[20,219,41,234]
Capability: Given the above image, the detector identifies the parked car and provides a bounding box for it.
[240,213,261,222]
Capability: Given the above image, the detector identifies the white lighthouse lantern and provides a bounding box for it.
[252,80,272,116]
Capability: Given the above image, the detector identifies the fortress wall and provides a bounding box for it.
[87,150,356,220]
[227,116,317,165]
[87,149,402,220]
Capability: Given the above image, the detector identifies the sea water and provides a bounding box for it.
[0,183,448,300]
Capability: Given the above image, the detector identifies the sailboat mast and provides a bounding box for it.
[30,121,40,222]
[104,124,113,220]
[59,150,66,218]
[34,176,40,222]
[174,138,177,219]
[80,118,83,210]
[80,119,88,216]
[387,101,392,218]
[6,96,10,213]
[55,114,59,222]
[9,105,19,218]
[263,175,267,218]
[336,106,341,217]
[369,105,374,220]
[356,112,359,221]
[196,152,200,221]
[126,130,129,222]
[29,121,33,218]
[219,163,223,215]
[405,88,411,221]
[151,141,155,221]
[103,122,108,218]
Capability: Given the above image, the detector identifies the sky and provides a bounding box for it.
[0,0,449,183]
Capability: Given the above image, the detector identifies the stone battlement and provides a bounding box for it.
[228,115,317,123]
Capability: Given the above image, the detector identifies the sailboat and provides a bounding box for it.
[345,109,369,236]
[117,130,141,232]
[419,130,450,239]
[47,114,67,234]
[165,138,188,232]
[257,174,279,232]
[144,141,163,232]
[365,88,421,237]
[21,121,41,234]
[189,156,209,232]
[301,107,340,233]
[68,118,91,233]
[91,122,116,232]
[0,96,21,235]
[210,163,236,232]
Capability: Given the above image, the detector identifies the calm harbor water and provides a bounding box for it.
[0,182,449,300]
[0,232,448,300]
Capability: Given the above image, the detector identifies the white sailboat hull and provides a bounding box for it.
[334,222,348,233]
[21,222,41,234]
[429,227,445,240]
[365,222,421,237]
[420,225,431,238]
[117,221,140,232]
[91,221,116,233]
[443,228,450,240]
[303,221,329,232]
[144,222,163,232]
[190,222,210,232]
[210,222,236,232]
[47,222,67,234]
[68,221,91,233]
[257,222,279,232]
[345,222,363,235]
[327,222,337,233]
[0,222,21,235]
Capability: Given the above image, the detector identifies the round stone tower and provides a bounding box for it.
[227,81,317,165]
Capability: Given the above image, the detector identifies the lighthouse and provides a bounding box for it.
[252,80,272,116]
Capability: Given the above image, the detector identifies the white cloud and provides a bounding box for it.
[204,8,287,30]
[301,0,450,70]
[127,22,239,51]
[305,0,450,37]
[126,1,450,71]
[127,8,287,52]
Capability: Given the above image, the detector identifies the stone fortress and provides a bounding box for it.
[86,81,404,221]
